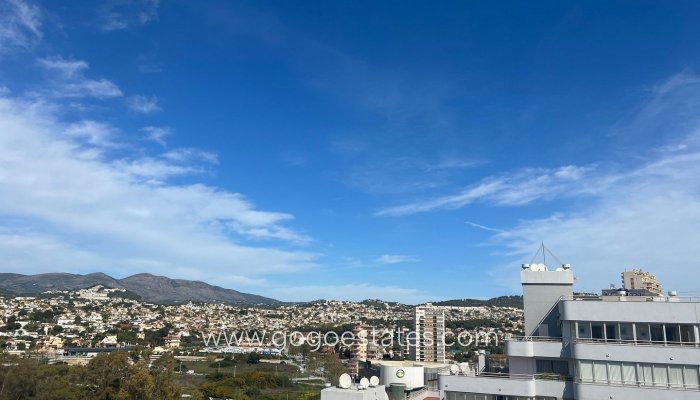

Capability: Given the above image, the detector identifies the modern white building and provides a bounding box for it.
[438,262,700,400]
[413,303,446,363]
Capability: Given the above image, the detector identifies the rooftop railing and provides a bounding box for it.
[562,295,700,303]
[507,335,700,348]
[440,369,571,382]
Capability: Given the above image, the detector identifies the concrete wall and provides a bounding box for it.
[320,386,389,400]
[522,269,574,337]
[571,341,700,365]
[439,374,536,397]
[380,365,424,390]
[560,300,700,324]
[506,339,570,358]
[439,374,575,399]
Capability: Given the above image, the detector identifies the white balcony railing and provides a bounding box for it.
[508,335,700,348]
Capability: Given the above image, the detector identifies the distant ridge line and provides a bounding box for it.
[0,272,279,306]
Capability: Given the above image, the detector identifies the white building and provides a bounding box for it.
[439,262,700,400]
[413,303,446,363]
[320,385,389,400]
[622,268,662,295]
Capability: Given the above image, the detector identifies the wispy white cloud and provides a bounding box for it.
[0,0,42,53]
[484,72,700,294]
[377,164,594,216]
[141,126,170,146]
[465,221,504,234]
[0,93,316,283]
[376,254,420,265]
[64,120,117,147]
[37,56,122,99]
[127,95,161,114]
[163,147,218,164]
[99,0,159,31]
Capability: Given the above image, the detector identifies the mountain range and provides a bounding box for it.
[0,272,279,305]
[0,272,523,308]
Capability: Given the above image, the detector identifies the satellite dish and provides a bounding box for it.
[450,365,459,374]
[339,373,352,389]
[360,377,370,388]
[369,376,379,386]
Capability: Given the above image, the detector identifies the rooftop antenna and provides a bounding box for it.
[339,373,352,389]
[528,243,564,267]
[360,377,370,389]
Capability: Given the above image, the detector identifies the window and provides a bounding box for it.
[605,323,617,340]
[591,323,604,340]
[665,325,680,343]
[637,324,651,342]
[653,364,668,386]
[536,359,569,376]
[577,360,593,382]
[578,322,590,339]
[621,362,637,385]
[684,366,699,388]
[669,365,684,387]
[680,325,696,343]
[607,362,622,384]
[650,324,664,342]
[593,361,607,382]
[619,323,633,341]
[641,363,654,386]
[577,360,700,389]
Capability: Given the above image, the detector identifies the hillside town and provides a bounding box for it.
[0,285,523,362]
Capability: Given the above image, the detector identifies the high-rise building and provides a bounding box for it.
[412,303,446,363]
[622,268,663,295]
[438,261,700,400]
[348,325,392,374]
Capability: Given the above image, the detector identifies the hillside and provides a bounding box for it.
[0,272,279,305]
[433,295,523,309]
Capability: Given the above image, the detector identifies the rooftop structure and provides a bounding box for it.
[622,268,663,296]
[439,260,700,400]
[320,385,389,400]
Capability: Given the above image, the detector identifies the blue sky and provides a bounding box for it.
[2,0,700,303]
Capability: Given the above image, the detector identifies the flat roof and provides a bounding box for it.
[369,360,450,368]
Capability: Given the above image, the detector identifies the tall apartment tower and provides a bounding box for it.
[412,303,446,363]
[622,268,662,295]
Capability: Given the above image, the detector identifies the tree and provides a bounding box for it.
[117,361,154,400]
[246,352,261,364]
[150,354,180,400]
[85,351,131,399]
[2,315,21,331]
[23,322,40,333]
[0,354,39,399]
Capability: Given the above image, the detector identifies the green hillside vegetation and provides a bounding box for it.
[433,295,523,309]
[0,351,322,400]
